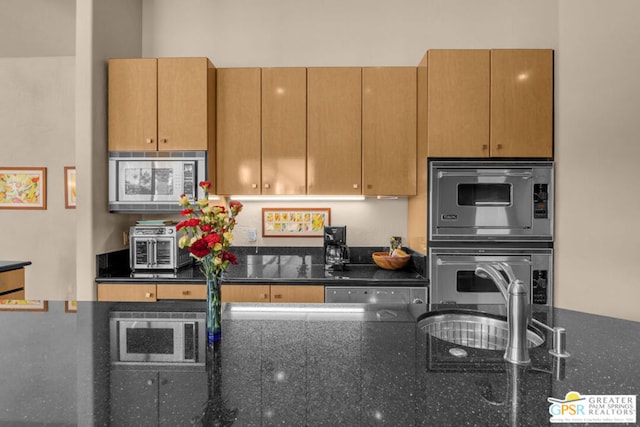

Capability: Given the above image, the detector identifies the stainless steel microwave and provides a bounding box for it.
[108,151,207,213]
[109,311,206,365]
[429,160,554,242]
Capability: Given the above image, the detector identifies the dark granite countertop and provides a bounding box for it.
[1,301,638,425]
[96,246,427,287]
[0,260,31,273]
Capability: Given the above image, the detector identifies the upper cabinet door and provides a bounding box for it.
[490,49,553,158]
[427,50,490,157]
[216,68,262,195]
[108,58,158,151]
[261,68,307,195]
[157,57,212,151]
[307,67,362,195]
[362,67,417,196]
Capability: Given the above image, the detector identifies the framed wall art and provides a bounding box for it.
[0,299,48,312]
[64,166,76,209]
[65,300,77,313]
[0,167,47,210]
[262,208,330,238]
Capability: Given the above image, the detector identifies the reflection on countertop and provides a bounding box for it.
[1,301,638,425]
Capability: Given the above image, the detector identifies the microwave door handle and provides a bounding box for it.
[474,201,511,206]
[438,171,533,179]
[151,240,157,267]
[436,258,532,266]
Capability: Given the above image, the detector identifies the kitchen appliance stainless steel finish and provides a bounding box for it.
[109,311,206,365]
[129,225,192,271]
[325,286,427,304]
[429,160,554,242]
[324,226,350,270]
[108,151,207,213]
[429,247,553,306]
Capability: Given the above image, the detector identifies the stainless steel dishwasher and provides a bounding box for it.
[325,287,427,304]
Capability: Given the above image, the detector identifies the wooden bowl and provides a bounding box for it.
[372,251,411,270]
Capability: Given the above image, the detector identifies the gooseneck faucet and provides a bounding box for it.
[475,263,531,365]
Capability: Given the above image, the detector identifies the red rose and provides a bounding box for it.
[230,200,243,214]
[181,208,194,216]
[199,181,211,190]
[188,239,210,258]
[204,233,221,247]
[222,252,238,265]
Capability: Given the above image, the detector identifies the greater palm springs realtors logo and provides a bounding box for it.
[548,391,636,423]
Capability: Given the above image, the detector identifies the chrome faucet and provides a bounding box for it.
[475,263,531,365]
[475,262,570,364]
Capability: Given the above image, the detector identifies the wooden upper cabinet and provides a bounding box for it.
[362,67,417,196]
[425,49,553,158]
[307,67,362,195]
[427,50,490,157]
[108,58,158,151]
[108,57,215,152]
[490,49,553,158]
[261,68,307,195]
[216,68,262,195]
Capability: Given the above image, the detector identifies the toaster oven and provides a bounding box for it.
[129,225,192,271]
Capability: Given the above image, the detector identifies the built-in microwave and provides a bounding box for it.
[108,151,207,213]
[428,160,554,242]
[109,311,206,365]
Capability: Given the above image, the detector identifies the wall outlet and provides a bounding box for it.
[123,231,129,246]
[247,227,257,242]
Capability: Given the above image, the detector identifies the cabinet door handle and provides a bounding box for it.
[145,138,153,144]
[144,292,153,298]
[481,144,488,150]
[264,183,271,189]
[260,293,268,299]
[496,143,503,150]
[251,183,258,189]
[161,138,168,144]
[273,294,282,299]
[353,184,359,189]
[182,290,190,295]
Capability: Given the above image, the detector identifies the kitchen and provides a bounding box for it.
[1,0,640,425]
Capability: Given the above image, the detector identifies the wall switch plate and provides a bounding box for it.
[247,227,257,242]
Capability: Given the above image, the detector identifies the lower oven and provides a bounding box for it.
[429,247,553,306]
[109,311,206,365]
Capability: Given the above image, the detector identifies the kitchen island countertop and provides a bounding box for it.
[1,301,638,426]
[0,260,31,273]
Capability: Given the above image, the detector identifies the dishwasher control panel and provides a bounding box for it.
[325,287,427,304]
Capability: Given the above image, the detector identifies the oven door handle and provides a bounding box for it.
[436,258,532,266]
[438,171,533,179]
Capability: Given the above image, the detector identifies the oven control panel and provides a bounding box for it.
[533,184,549,219]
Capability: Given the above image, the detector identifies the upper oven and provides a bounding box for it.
[429,160,554,242]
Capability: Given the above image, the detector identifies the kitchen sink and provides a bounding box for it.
[418,310,545,351]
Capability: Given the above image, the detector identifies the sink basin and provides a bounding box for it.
[418,310,544,350]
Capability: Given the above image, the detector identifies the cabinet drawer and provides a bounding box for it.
[157,284,206,300]
[271,285,325,303]
[221,284,270,303]
[1,289,25,299]
[0,268,25,294]
[97,284,157,302]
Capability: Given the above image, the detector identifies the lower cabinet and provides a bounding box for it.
[97,283,206,302]
[221,284,325,303]
[110,369,208,427]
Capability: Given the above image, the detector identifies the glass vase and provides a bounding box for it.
[206,275,222,346]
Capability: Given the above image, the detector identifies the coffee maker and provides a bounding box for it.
[324,226,350,270]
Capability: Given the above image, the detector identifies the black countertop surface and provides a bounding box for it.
[1,301,637,426]
[0,260,31,273]
[96,246,427,286]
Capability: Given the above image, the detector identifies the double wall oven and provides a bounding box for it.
[428,160,554,306]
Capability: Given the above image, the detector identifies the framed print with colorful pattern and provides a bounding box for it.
[0,167,47,210]
[64,166,76,209]
[0,299,48,312]
[262,208,330,237]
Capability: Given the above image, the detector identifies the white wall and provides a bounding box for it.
[0,57,76,300]
[556,0,640,321]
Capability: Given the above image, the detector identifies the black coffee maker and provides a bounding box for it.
[324,226,350,270]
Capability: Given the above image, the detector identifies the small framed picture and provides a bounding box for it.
[64,166,76,209]
[262,208,331,237]
[0,167,47,210]
[0,300,48,312]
